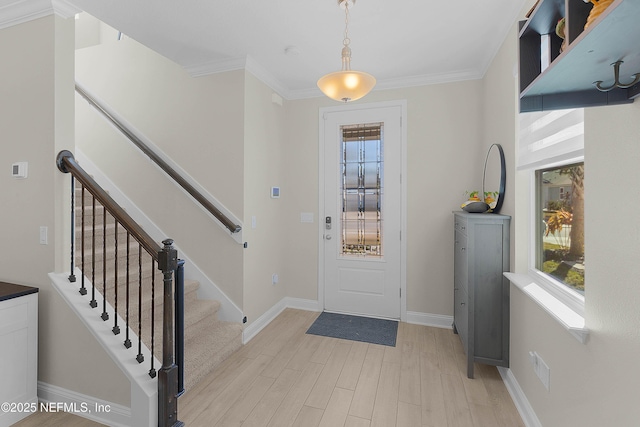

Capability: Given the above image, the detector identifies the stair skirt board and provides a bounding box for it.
[51,269,243,384]
[37,381,131,427]
[49,271,157,427]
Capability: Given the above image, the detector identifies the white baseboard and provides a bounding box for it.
[406,311,454,329]
[244,303,452,343]
[498,367,542,427]
[283,297,322,313]
[37,382,131,427]
[243,301,456,344]
[242,297,320,344]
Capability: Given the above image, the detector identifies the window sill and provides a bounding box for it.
[504,272,589,344]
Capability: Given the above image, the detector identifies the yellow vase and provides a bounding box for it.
[584,0,615,30]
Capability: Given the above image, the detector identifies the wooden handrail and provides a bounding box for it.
[75,83,242,235]
[58,149,184,426]
[57,150,162,259]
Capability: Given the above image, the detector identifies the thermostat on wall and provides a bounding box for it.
[271,187,280,198]
[12,162,28,179]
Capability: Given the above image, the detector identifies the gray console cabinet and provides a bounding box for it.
[453,211,510,378]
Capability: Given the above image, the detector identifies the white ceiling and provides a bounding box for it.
[60,0,525,99]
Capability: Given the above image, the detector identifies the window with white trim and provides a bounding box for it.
[519,108,585,310]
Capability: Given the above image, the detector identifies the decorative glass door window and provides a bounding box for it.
[340,123,384,257]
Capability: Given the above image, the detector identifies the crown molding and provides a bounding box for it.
[0,0,53,30]
[0,0,80,30]
[185,53,484,102]
[185,54,291,101]
[244,55,290,100]
[288,68,483,100]
[376,69,483,90]
[184,55,247,78]
[51,0,81,19]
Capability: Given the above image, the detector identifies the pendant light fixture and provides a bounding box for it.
[317,0,376,102]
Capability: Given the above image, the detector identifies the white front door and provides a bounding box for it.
[321,103,404,319]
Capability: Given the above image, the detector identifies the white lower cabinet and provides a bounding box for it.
[0,283,38,427]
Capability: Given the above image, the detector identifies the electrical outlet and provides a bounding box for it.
[538,356,550,391]
[272,274,279,285]
[529,351,550,391]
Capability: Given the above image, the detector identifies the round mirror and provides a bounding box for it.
[482,143,506,214]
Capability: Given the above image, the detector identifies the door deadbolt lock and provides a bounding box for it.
[325,216,332,230]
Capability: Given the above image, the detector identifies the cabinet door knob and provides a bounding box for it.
[461,302,466,306]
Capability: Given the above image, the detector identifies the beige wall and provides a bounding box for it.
[26,5,640,423]
[283,83,484,316]
[75,36,245,307]
[73,32,487,322]
[242,72,288,323]
[483,1,640,424]
[509,102,640,426]
[0,15,130,406]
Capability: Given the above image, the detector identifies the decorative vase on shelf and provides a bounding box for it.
[556,17,566,53]
[460,191,490,213]
[584,0,615,30]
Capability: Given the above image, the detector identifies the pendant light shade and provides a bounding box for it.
[317,70,376,103]
[317,0,376,102]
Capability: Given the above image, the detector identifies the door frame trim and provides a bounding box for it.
[317,100,407,321]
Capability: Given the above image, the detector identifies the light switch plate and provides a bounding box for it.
[12,162,28,179]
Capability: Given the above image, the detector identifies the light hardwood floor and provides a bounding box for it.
[14,309,524,427]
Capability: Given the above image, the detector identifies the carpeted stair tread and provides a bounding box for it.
[74,190,243,392]
[138,298,221,350]
[142,314,242,391]
[181,319,243,390]
[94,279,202,325]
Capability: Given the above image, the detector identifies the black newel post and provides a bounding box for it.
[157,239,183,427]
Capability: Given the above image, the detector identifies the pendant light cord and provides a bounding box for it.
[343,2,350,49]
[341,1,352,71]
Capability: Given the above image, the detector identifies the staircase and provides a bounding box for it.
[74,186,243,392]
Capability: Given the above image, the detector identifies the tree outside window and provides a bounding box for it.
[537,162,585,293]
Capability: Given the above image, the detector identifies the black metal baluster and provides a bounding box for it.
[175,259,185,396]
[101,206,109,321]
[69,175,76,283]
[90,196,97,308]
[124,232,132,349]
[79,186,87,295]
[136,245,144,364]
[149,260,157,378]
[112,221,120,335]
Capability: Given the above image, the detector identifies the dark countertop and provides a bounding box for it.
[0,281,39,302]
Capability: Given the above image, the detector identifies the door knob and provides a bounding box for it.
[326,235,332,240]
